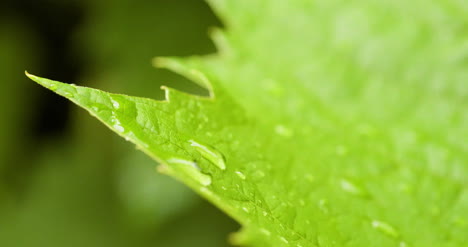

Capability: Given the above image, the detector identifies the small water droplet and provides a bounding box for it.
[235,171,246,180]
[371,220,399,239]
[274,124,294,137]
[242,207,249,213]
[318,199,329,214]
[111,116,125,133]
[167,158,200,170]
[279,236,289,244]
[167,158,212,186]
[252,170,265,179]
[111,99,120,109]
[63,92,74,98]
[262,210,269,216]
[340,179,368,197]
[49,84,58,91]
[189,140,226,170]
[114,124,125,133]
[259,228,271,236]
[399,241,409,247]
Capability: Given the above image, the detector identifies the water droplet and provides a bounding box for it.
[189,140,226,170]
[340,179,368,197]
[167,158,200,170]
[111,116,125,133]
[167,158,212,186]
[63,92,74,98]
[259,228,271,236]
[318,199,329,214]
[262,210,269,216]
[111,99,120,109]
[235,171,246,180]
[274,124,293,137]
[49,84,58,91]
[242,207,249,213]
[252,170,265,180]
[279,236,289,244]
[399,241,409,247]
[91,106,100,112]
[371,220,399,239]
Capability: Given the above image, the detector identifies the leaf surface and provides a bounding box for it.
[28,0,467,246]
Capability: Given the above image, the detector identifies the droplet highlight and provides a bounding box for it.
[111,116,125,133]
[235,171,246,180]
[189,140,226,170]
[260,228,271,236]
[371,220,399,239]
[111,99,120,109]
[279,236,289,244]
[340,179,368,197]
[275,124,293,137]
[167,157,212,186]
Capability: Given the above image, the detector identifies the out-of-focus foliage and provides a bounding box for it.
[0,0,237,246]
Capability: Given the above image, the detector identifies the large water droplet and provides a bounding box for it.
[371,220,399,239]
[167,158,212,186]
[189,140,226,170]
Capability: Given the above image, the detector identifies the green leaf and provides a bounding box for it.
[27,0,467,246]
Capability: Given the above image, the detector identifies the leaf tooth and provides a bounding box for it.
[152,56,216,98]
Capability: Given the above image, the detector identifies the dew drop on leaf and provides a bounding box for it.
[260,228,271,236]
[279,236,289,244]
[167,158,212,186]
[189,140,226,170]
[111,99,120,109]
[371,220,399,239]
[274,124,293,137]
[111,116,125,133]
[340,178,368,197]
[235,171,246,180]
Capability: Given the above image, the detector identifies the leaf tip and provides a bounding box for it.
[25,72,59,91]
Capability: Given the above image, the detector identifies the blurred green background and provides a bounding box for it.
[0,0,238,246]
